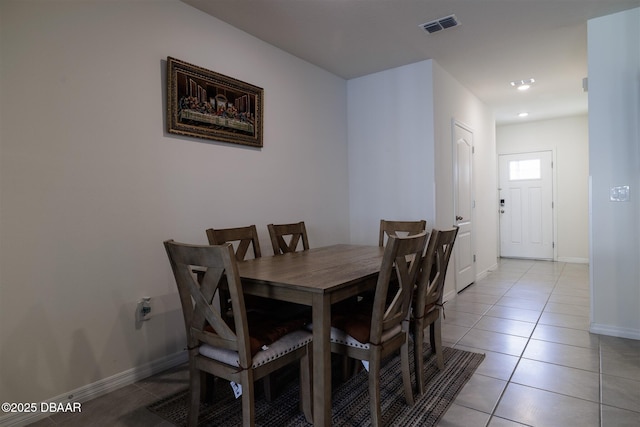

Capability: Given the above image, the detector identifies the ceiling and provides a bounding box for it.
[182,0,640,125]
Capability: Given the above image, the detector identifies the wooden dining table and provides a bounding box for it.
[236,244,385,427]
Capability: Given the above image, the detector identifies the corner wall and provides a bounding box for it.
[588,7,640,339]
[347,60,436,244]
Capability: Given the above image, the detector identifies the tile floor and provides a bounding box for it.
[439,258,640,427]
[26,259,640,426]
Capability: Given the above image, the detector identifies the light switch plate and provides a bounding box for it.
[610,185,630,202]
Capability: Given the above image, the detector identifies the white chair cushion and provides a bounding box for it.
[306,323,402,350]
[199,329,312,368]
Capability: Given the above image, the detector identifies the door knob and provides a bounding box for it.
[500,210,505,213]
[456,215,463,221]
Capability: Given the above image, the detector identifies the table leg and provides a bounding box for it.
[312,293,331,427]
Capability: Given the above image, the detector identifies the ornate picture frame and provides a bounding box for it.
[167,57,263,148]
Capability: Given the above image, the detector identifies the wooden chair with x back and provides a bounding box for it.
[205,225,262,317]
[411,226,458,395]
[206,225,262,261]
[164,240,313,426]
[267,221,310,255]
[206,224,307,401]
[327,232,428,426]
[378,219,427,247]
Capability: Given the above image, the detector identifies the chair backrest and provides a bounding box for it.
[370,232,428,344]
[206,225,262,261]
[164,240,252,369]
[267,221,310,255]
[414,227,459,319]
[378,219,427,246]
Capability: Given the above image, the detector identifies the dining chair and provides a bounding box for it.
[327,232,428,426]
[164,240,313,426]
[206,225,262,316]
[379,219,427,246]
[411,227,458,395]
[267,221,310,255]
[206,225,262,261]
[205,225,310,400]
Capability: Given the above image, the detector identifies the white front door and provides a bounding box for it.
[453,121,475,292]
[499,151,554,259]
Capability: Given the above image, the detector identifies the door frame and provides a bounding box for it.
[497,149,558,261]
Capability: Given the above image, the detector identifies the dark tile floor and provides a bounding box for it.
[27,260,640,426]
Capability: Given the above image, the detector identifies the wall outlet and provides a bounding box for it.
[137,297,151,321]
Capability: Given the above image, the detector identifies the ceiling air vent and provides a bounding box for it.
[419,14,460,34]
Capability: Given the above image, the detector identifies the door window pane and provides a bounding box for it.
[509,159,541,180]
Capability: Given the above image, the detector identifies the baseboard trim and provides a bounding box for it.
[590,323,640,340]
[0,350,187,427]
[557,257,589,264]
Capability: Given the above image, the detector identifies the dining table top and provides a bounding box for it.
[237,243,385,294]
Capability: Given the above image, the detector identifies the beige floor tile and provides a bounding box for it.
[442,323,472,344]
[496,296,546,311]
[600,336,640,381]
[445,299,494,315]
[457,329,529,357]
[511,358,600,402]
[538,311,590,330]
[453,374,507,413]
[523,339,600,372]
[547,293,590,307]
[455,345,520,381]
[543,302,590,317]
[531,324,599,349]
[494,383,600,427]
[485,305,541,323]
[443,309,483,328]
[487,415,532,426]
[474,316,535,338]
[455,291,502,305]
[438,403,492,427]
[502,288,551,302]
[474,280,515,291]
[601,374,640,413]
[601,404,640,427]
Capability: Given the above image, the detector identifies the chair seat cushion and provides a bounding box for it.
[199,329,312,368]
[331,309,372,344]
[206,311,309,356]
[320,301,402,347]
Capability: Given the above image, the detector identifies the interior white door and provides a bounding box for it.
[499,151,554,259]
[453,121,475,292]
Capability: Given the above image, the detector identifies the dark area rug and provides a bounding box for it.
[147,344,485,426]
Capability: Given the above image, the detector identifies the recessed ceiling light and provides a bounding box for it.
[510,78,535,91]
[518,112,529,118]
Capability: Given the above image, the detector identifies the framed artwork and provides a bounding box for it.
[166,57,263,148]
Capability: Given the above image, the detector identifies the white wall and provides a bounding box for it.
[348,60,497,299]
[432,62,498,295]
[0,0,349,408]
[588,7,640,339]
[347,60,436,244]
[497,115,590,262]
